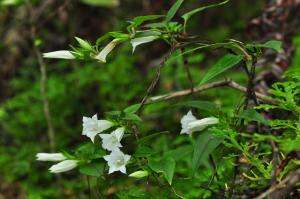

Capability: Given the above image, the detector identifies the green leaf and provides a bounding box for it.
[123,112,142,123]
[165,0,184,22]
[175,100,219,112]
[134,146,156,157]
[75,143,105,160]
[124,103,141,114]
[200,54,243,84]
[144,22,166,29]
[192,131,224,174]
[279,138,300,154]
[247,40,282,52]
[164,145,193,161]
[137,131,169,145]
[79,161,105,177]
[134,30,162,38]
[149,157,176,185]
[80,0,119,7]
[75,37,93,51]
[96,32,129,45]
[238,109,270,126]
[182,0,229,28]
[129,15,164,28]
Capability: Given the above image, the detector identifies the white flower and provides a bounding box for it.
[36,153,66,161]
[130,36,158,53]
[94,39,121,62]
[180,110,197,135]
[43,50,75,59]
[82,114,113,142]
[103,148,131,174]
[188,117,219,132]
[180,110,219,135]
[49,160,78,173]
[99,127,125,151]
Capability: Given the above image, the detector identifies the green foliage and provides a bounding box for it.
[182,0,229,30]
[165,0,184,22]
[80,0,119,7]
[200,54,243,84]
[192,131,224,174]
[149,156,176,185]
[2,0,300,198]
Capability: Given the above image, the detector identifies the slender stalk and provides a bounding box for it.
[27,0,56,152]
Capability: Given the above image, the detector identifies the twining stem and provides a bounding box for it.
[181,48,194,93]
[138,46,175,113]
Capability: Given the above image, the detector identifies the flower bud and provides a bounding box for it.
[129,170,149,178]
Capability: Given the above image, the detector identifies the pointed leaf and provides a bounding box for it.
[238,109,270,126]
[134,146,156,158]
[75,37,93,51]
[200,54,243,84]
[149,157,176,185]
[137,131,169,145]
[79,161,105,177]
[129,15,164,28]
[192,131,224,174]
[182,0,229,27]
[164,145,193,161]
[124,103,141,114]
[246,40,282,52]
[165,0,184,22]
[80,0,119,7]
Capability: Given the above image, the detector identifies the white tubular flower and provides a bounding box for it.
[36,153,66,162]
[130,36,158,53]
[82,114,113,142]
[99,127,125,151]
[180,111,219,135]
[103,148,131,174]
[49,160,78,173]
[188,117,219,132]
[43,50,75,59]
[95,39,121,63]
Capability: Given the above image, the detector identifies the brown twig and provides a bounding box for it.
[255,169,300,199]
[146,79,276,105]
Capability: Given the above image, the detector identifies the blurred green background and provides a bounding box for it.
[2,0,300,198]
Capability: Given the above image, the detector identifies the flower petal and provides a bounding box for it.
[95,39,121,63]
[36,153,66,161]
[49,160,78,173]
[130,36,158,53]
[188,117,219,132]
[113,127,125,142]
[43,50,75,59]
[180,110,197,135]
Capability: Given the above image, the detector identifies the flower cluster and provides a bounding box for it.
[36,111,216,175]
[82,114,131,174]
[36,114,131,174]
